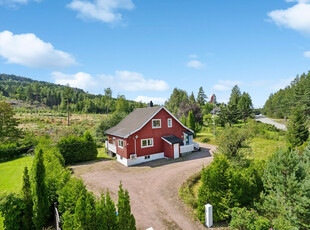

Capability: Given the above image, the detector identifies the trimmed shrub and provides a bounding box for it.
[57,132,98,165]
[0,142,26,162]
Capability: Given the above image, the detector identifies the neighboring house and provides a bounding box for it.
[210,107,221,115]
[105,106,200,166]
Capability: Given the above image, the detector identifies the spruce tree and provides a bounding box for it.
[32,149,49,229]
[105,191,117,230]
[189,92,196,104]
[187,110,196,133]
[229,85,241,106]
[117,183,136,230]
[286,107,309,149]
[197,87,207,106]
[238,92,253,123]
[21,167,33,230]
[180,114,187,126]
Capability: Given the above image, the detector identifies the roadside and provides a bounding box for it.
[72,143,216,230]
[254,115,287,131]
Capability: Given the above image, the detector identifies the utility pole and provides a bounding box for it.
[212,94,215,138]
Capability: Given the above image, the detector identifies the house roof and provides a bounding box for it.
[105,106,194,138]
[184,131,194,136]
[210,107,221,114]
[161,135,183,145]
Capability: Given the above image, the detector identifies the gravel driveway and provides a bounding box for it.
[254,115,287,131]
[72,143,215,230]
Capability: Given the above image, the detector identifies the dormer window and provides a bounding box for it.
[152,119,161,128]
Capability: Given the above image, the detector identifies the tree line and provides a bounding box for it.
[263,71,310,119]
[0,74,146,114]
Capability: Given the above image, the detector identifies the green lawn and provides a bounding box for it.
[0,156,33,230]
[249,137,286,161]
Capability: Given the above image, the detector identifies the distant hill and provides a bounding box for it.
[263,71,310,118]
[0,73,146,113]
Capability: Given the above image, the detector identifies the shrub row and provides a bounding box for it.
[57,131,98,165]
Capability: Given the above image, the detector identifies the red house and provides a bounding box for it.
[105,106,199,166]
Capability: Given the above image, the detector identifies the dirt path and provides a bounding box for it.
[72,143,216,230]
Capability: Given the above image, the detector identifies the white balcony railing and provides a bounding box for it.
[180,144,194,153]
[105,141,116,153]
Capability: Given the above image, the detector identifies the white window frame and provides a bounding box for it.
[152,119,161,129]
[118,139,124,149]
[168,118,172,128]
[141,138,154,148]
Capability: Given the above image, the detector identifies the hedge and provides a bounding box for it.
[57,132,98,165]
[0,142,30,162]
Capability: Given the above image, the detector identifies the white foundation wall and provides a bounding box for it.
[116,152,165,166]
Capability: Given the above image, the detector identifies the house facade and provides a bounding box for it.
[105,106,199,166]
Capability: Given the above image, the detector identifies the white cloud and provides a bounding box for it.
[270,77,294,90]
[212,80,243,92]
[135,96,167,105]
[268,1,310,35]
[67,0,134,24]
[186,60,204,69]
[52,72,98,91]
[304,50,310,57]
[100,70,169,91]
[189,54,198,58]
[0,31,76,68]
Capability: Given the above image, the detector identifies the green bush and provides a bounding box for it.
[0,142,26,162]
[57,132,98,165]
[230,207,271,230]
[201,137,210,143]
[179,171,201,209]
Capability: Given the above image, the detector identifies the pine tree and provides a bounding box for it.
[197,87,207,106]
[22,167,33,230]
[238,92,253,123]
[189,92,196,104]
[286,107,309,149]
[187,110,196,132]
[105,191,117,230]
[32,149,49,229]
[117,183,136,230]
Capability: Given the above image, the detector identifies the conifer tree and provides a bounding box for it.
[197,87,207,106]
[105,191,118,230]
[189,92,196,104]
[286,107,309,149]
[96,194,108,230]
[22,167,33,230]
[74,192,96,230]
[117,183,136,230]
[180,114,187,126]
[238,92,253,123]
[187,110,196,133]
[32,149,49,229]
[229,85,241,106]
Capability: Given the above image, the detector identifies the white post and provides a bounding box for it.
[205,204,213,228]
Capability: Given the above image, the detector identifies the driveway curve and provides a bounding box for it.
[72,143,215,230]
[254,115,287,131]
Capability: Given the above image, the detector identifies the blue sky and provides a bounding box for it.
[0,0,310,107]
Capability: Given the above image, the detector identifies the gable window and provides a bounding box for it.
[168,118,172,128]
[152,119,161,128]
[141,138,153,148]
[118,139,124,148]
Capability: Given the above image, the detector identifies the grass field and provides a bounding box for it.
[0,155,33,229]
[250,137,286,160]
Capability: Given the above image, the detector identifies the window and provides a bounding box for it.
[141,138,153,148]
[118,139,124,148]
[168,118,172,128]
[152,119,161,128]
[145,155,150,159]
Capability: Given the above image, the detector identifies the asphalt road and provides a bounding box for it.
[254,115,287,131]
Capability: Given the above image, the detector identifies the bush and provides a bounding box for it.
[230,207,271,230]
[197,154,263,223]
[57,132,98,165]
[201,137,210,143]
[179,171,201,209]
[0,142,27,162]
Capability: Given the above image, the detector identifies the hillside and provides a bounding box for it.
[263,71,310,118]
[0,73,146,114]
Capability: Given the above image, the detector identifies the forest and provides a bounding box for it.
[263,71,310,119]
[0,74,145,114]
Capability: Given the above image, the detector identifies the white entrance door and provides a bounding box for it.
[174,143,179,159]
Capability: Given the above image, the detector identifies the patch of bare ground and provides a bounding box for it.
[72,143,217,230]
